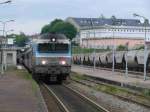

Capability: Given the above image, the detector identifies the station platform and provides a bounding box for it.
[71,65,150,90]
[0,68,47,112]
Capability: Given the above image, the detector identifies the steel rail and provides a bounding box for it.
[43,84,70,112]
[63,84,110,112]
[74,65,150,78]
[70,77,150,108]
[44,83,110,112]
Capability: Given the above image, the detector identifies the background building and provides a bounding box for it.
[66,17,150,49]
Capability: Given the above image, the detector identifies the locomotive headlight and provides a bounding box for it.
[42,60,47,65]
[60,60,66,65]
[52,38,56,42]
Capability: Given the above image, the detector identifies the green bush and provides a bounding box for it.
[72,46,110,54]
[144,89,150,96]
[117,45,127,51]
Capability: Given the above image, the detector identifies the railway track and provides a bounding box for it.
[70,77,150,108]
[74,65,150,77]
[43,84,110,112]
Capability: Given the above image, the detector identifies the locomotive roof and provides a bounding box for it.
[40,33,68,39]
[31,33,70,44]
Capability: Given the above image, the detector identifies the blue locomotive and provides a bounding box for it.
[21,34,71,83]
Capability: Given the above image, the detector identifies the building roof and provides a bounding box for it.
[68,17,150,29]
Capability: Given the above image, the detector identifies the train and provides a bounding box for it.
[72,50,150,73]
[18,33,71,83]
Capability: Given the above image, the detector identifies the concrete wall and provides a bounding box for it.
[0,49,17,67]
[82,38,144,49]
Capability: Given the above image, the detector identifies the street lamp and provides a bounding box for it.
[0,0,11,4]
[90,18,96,70]
[0,19,14,74]
[0,20,15,47]
[5,29,14,36]
[5,29,14,70]
[125,42,129,78]
[5,29,14,46]
[133,13,148,81]
[0,20,15,37]
[112,27,115,73]
[103,25,115,72]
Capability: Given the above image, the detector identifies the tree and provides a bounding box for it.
[14,33,29,47]
[41,19,77,40]
[41,19,63,34]
[41,24,51,34]
[51,21,77,40]
[116,45,127,51]
[50,19,63,28]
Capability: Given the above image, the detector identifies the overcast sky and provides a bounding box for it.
[0,0,149,35]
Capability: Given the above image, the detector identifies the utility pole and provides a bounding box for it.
[133,13,148,81]
[125,42,129,78]
[0,0,12,74]
[103,24,115,72]
[0,20,15,74]
[112,27,115,72]
[90,18,96,70]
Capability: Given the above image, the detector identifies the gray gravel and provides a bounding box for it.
[67,81,150,112]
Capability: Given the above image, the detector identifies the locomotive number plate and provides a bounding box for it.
[50,58,57,64]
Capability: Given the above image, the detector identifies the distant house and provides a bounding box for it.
[0,36,17,67]
[0,36,5,45]
[66,17,150,49]
[28,34,41,41]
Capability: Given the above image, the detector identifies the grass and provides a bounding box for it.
[5,67,48,111]
[17,70,38,93]
[7,67,39,94]
[71,72,150,106]
[71,72,132,96]
[144,89,150,96]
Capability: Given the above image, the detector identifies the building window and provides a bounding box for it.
[95,21,99,24]
[80,20,84,24]
[84,20,87,23]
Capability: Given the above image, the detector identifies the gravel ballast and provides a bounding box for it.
[66,81,150,112]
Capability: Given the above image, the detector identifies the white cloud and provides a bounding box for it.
[0,19,51,35]
[0,0,149,35]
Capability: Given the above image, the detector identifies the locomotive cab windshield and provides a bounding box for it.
[38,43,69,53]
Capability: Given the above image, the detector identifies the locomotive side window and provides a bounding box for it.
[38,43,69,53]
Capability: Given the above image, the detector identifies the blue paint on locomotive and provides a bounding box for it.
[31,42,71,65]
[34,44,71,56]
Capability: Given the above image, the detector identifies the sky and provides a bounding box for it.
[0,0,150,35]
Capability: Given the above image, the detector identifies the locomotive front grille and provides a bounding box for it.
[34,65,71,74]
[35,57,71,66]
